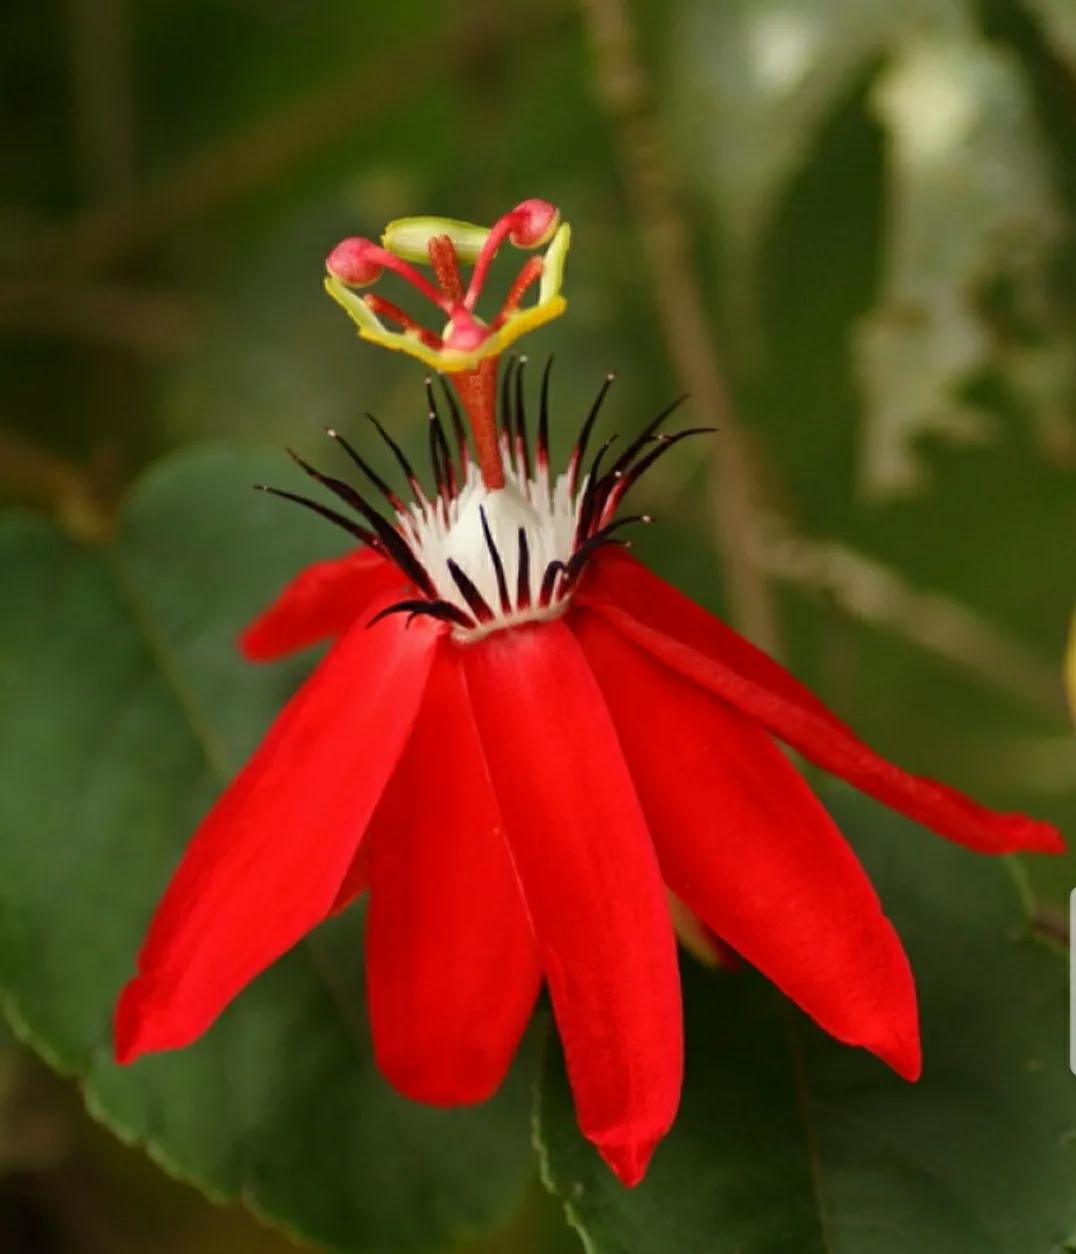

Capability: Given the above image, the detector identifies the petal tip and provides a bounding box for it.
[988,815,1066,855]
[594,1133,662,1188]
[237,623,271,662]
[113,976,193,1065]
[890,1041,923,1083]
[377,1055,503,1109]
[1030,821,1066,855]
[875,1022,922,1083]
[113,981,149,1066]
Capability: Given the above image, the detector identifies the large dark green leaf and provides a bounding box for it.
[1026,0,1076,73]
[535,792,1076,1254]
[0,448,536,1253]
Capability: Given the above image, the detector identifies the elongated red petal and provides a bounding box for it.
[240,548,403,661]
[578,612,920,1080]
[580,551,1063,855]
[581,548,841,721]
[462,621,682,1186]
[329,840,370,915]
[115,595,438,1063]
[365,648,541,1105]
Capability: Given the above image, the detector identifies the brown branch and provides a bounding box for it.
[66,0,136,200]
[752,519,1067,720]
[0,428,115,542]
[13,2,569,286]
[0,283,195,356]
[579,0,780,651]
[1031,901,1069,950]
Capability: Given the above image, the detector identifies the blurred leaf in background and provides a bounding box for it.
[3,0,1076,1250]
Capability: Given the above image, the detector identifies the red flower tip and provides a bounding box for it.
[888,1034,923,1084]
[113,978,154,1065]
[326,236,383,287]
[1008,815,1065,854]
[375,1045,504,1108]
[594,1133,662,1188]
[114,974,205,1066]
[861,1004,922,1083]
[507,198,560,249]
[238,620,273,662]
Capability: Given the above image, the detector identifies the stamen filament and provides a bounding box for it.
[463,214,515,311]
[363,245,453,314]
[494,256,544,327]
[363,294,442,349]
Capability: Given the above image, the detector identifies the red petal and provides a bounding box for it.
[581,548,840,721]
[329,840,370,916]
[578,613,920,1080]
[240,548,403,661]
[580,551,1063,856]
[115,595,438,1063]
[462,621,682,1186]
[365,648,541,1105]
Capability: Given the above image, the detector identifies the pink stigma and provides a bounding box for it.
[326,238,383,287]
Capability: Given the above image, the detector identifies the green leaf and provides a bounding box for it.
[0,448,536,1253]
[1026,0,1076,73]
[856,26,1069,497]
[667,0,900,322]
[535,791,1076,1253]
[665,0,982,333]
[669,0,1070,496]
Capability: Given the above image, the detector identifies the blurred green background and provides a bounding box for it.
[3,0,1076,1250]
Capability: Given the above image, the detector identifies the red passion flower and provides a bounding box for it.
[115,200,1064,1187]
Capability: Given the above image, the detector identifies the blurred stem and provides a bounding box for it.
[749,520,1068,721]
[0,282,194,356]
[17,1,569,285]
[579,0,780,652]
[66,0,136,199]
[0,428,115,542]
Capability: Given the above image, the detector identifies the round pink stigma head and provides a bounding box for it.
[508,199,560,249]
[326,237,383,287]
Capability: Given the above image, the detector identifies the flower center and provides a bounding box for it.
[261,358,708,642]
[403,468,580,643]
[249,203,710,639]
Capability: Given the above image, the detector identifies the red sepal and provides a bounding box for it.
[115,594,438,1063]
[462,621,682,1186]
[364,647,541,1105]
[578,612,920,1080]
[240,548,403,661]
[580,551,1063,856]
